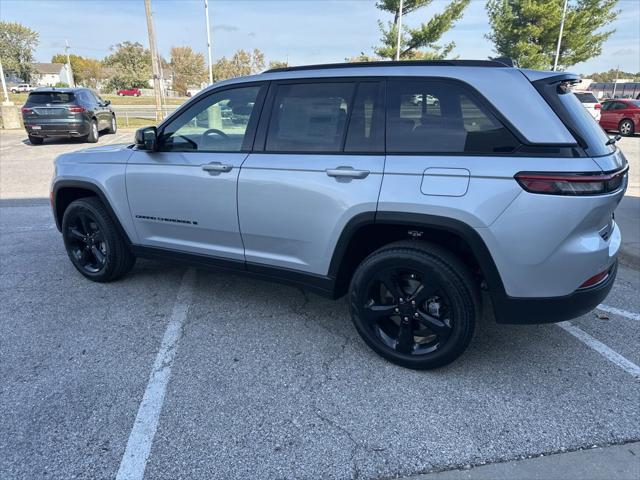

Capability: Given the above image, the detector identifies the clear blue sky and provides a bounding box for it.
[1,0,639,74]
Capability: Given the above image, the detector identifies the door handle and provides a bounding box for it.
[325,167,370,179]
[202,162,233,173]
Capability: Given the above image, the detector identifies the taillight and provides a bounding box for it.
[594,104,602,110]
[579,268,610,289]
[67,105,85,113]
[21,107,32,114]
[515,166,627,195]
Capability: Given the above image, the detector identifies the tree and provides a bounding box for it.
[374,0,470,60]
[486,0,619,70]
[587,69,640,82]
[103,41,152,90]
[345,53,379,63]
[213,49,266,81]
[0,21,39,81]
[268,60,289,70]
[169,46,207,95]
[51,53,105,88]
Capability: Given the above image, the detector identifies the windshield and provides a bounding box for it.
[573,92,598,103]
[27,92,75,104]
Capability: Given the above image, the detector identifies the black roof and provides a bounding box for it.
[265,58,516,73]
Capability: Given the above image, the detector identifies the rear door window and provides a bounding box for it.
[386,79,519,154]
[266,82,355,153]
[27,92,75,104]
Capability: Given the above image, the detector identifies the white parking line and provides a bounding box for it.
[558,321,640,380]
[597,304,640,322]
[115,268,197,480]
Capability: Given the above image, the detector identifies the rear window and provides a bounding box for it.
[535,79,614,157]
[558,86,612,156]
[27,92,75,104]
[573,92,598,104]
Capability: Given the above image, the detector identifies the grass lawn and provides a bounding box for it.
[7,92,187,107]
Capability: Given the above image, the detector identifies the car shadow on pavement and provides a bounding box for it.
[22,137,91,147]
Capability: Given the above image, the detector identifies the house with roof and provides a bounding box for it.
[31,63,73,87]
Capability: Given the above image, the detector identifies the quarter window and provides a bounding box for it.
[266,83,354,152]
[160,85,262,152]
[386,79,519,154]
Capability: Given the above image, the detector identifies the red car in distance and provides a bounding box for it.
[599,99,640,136]
[117,88,141,97]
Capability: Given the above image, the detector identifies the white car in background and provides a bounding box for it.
[573,91,601,121]
[10,84,35,93]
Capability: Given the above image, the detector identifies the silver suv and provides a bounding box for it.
[51,60,628,369]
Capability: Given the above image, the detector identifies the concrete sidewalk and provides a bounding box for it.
[411,442,640,480]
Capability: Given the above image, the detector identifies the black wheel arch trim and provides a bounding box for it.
[52,180,133,245]
[330,211,507,297]
[330,211,612,324]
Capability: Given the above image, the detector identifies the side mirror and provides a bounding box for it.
[135,126,158,151]
[104,99,111,106]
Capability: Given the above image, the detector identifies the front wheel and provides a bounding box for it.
[107,115,117,134]
[619,119,635,136]
[62,197,136,282]
[349,241,480,369]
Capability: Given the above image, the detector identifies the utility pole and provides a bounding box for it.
[612,65,620,98]
[395,0,404,61]
[205,0,213,84]
[553,0,569,71]
[144,0,163,122]
[64,39,75,87]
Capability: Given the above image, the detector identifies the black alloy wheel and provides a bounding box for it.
[349,241,479,369]
[62,197,135,282]
[65,209,108,274]
[362,267,453,356]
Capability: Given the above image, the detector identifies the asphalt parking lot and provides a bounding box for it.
[1,130,639,480]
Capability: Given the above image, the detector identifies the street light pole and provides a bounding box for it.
[395,0,404,61]
[64,39,75,87]
[0,59,10,103]
[205,0,213,84]
[144,0,163,122]
[553,0,569,71]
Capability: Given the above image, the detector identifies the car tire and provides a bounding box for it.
[62,197,136,282]
[619,119,635,137]
[28,135,44,145]
[85,119,99,143]
[349,240,480,370]
[107,115,117,134]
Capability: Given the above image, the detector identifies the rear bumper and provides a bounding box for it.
[492,260,617,324]
[24,122,89,138]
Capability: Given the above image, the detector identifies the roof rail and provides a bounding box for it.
[264,59,515,73]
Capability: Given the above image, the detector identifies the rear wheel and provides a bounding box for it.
[28,135,43,145]
[619,119,635,136]
[62,197,135,282]
[349,241,480,369]
[85,119,99,143]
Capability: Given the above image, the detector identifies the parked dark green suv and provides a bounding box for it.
[21,88,117,145]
